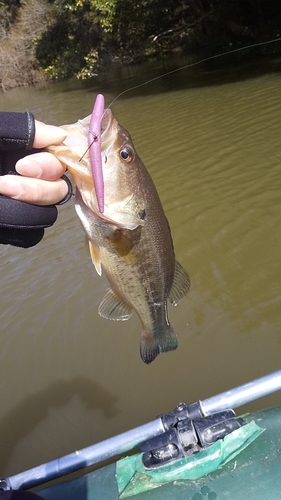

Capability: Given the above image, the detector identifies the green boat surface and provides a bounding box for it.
[38,406,281,500]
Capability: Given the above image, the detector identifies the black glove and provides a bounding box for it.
[0,111,69,248]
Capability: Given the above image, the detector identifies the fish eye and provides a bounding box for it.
[120,147,133,163]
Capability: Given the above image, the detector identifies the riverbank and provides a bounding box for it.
[0,0,50,91]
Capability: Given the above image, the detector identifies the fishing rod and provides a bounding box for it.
[2,369,281,491]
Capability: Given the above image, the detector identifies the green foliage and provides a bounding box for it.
[35,1,103,78]
[76,49,99,79]
[34,0,281,80]
[112,0,200,56]
[89,0,116,32]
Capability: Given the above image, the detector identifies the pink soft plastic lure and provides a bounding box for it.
[88,94,105,213]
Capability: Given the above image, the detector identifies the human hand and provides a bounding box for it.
[0,120,70,205]
[0,111,72,247]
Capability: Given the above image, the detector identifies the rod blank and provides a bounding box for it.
[6,369,281,491]
[7,419,164,490]
[201,369,281,416]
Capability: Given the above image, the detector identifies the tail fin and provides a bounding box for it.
[140,325,178,364]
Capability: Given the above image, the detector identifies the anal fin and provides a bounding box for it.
[98,288,133,321]
[168,260,191,306]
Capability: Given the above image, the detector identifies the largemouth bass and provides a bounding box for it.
[49,98,191,363]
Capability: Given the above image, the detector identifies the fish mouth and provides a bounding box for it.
[101,109,116,146]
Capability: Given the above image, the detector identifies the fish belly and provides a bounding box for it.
[98,218,177,364]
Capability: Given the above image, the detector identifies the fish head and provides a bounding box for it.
[49,107,146,230]
[99,109,146,228]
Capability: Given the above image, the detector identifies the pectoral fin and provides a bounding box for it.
[98,288,133,320]
[88,240,102,276]
[168,260,191,306]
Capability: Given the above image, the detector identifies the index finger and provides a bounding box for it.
[33,120,67,148]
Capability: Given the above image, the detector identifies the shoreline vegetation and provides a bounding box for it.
[1,0,281,91]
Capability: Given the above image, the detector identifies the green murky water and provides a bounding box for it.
[0,55,281,478]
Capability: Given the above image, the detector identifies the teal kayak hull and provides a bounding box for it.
[38,406,281,500]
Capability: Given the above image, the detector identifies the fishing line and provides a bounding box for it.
[107,37,281,108]
[78,120,98,162]
[80,37,281,163]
